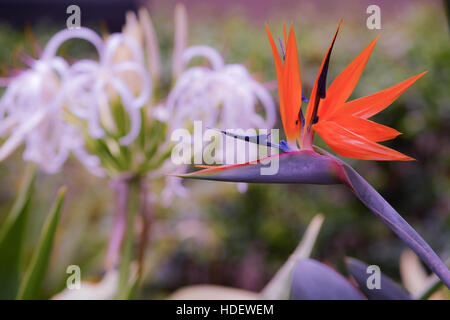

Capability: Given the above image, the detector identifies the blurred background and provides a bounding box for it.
[0,0,448,298]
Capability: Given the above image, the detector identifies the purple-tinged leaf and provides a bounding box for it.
[176,150,341,184]
[316,146,450,289]
[176,147,450,288]
[333,157,450,289]
[290,259,365,300]
[345,257,411,300]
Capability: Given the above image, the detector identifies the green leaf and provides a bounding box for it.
[123,270,139,300]
[259,214,324,300]
[416,275,444,300]
[17,187,66,300]
[0,164,36,299]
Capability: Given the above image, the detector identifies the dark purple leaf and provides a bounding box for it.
[345,257,411,300]
[334,157,450,289]
[290,259,364,300]
[176,150,341,184]
[176,147,450,288]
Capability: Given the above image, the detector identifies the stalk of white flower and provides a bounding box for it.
[138,8,161,82]
[172,3,188,79]
[123,11,142,45]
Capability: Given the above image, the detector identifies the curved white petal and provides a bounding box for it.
[42,27,103,61]
[112,61,151,109]
[182,46,224,70]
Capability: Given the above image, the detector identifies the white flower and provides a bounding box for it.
[0,28,106,175]
[65,31,152,145]
[158,46,277,203]
[166,45,276,132]
[166,45,276,166]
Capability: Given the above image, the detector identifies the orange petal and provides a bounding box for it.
[266,24,286,128]
[305,20,342,126]
[282,24,302,141]
[265,24,284,88]
[319,35,379,119]
[330,116,401,142]
[315,120,414,161]
[334,72,427,119]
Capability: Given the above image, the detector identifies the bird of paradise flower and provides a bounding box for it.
[175,21,450,288]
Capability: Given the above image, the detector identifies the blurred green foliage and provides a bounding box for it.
[0,1,448,298]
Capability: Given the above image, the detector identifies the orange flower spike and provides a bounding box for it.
[313,69,425,161]
[267,20,424,161]
[315,121,415,161]
[266,24,302,146]
[318,34,380,119]
[335,72,427,119]
[308,29,426,160]
[302,20,342,148]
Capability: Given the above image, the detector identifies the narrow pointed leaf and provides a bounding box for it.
[291,259,364,300]
[0,164,36,299]
[345,257,411,300]
[17,187,66,300]
[177,147,450,289]
[260,214,324,300]
[330,154,450,288]
[176,151,341,184]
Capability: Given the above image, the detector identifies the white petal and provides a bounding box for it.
[182,46,224,70]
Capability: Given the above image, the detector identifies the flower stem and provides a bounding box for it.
[137,178,152,277]
[105,175,132,270]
